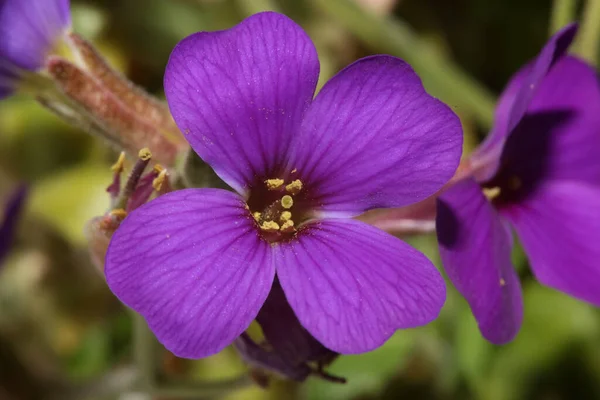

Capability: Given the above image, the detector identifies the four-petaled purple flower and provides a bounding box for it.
[105,12,462,358]
[436,23,600,344]
[0,0,71,98]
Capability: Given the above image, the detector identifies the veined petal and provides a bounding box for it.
[502,181,600,307]
[0,0,71,71]
[437,179,523,344]
[500,56,600,186]
[164,12,319,195]
[275,219,445,354]
[472,23,577,181]
[105,189,275,358]
[286,55,462,217]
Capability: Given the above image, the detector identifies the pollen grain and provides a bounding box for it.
[265,178,284,190]
[138,147,152,161]
[260,220,280,232]
[483,186,501,200]
[285,179,303,194]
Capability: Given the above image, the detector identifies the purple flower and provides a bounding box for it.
[0,185,28,266]
[436,24,600,344]
[105,12,462,358]
[0,0,71,98]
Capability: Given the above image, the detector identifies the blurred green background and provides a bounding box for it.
[1,0,599,399]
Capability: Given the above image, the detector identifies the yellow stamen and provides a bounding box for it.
[281,195,294,209]
[280,211,292,222]
[280,220,295,232]
[265,178,284,190]
[110,152,126,173]
[110,208,127,219]
[260,220,280,232]
[138,147,152,161]
[152,169,168,191]
[285,179,303,194]
[153,164,164,174]
[253,212,262,222]
[483,186,501,200]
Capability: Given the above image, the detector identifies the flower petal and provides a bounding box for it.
[164,12,319,195]
[0,0,71,70]
[437,179,523,344]
[472,23,577,181]
[501,181,600,307]
[274,218,445,353]
[499,56,600,186]
[105,188,275,358]
[286,55,462,217]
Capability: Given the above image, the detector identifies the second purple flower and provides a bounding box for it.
[105,12,463,358]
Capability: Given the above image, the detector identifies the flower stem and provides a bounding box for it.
[311,0,496,129]
[550,0,578,34]
[133,313,155,393]
[576,0,600,65]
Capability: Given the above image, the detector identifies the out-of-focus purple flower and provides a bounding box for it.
[0,0,71,98]
[437,23,600,344]
[105,12,462,360]
[0,185,28,266]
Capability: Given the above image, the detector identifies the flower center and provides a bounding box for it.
[481,175,522,204]
[246,175,310,242]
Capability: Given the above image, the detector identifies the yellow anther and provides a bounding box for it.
[110,152,126,173]
[260,220,280,232]
[265,178,284,190]
[138,147,152,161]
[153,164,164,174]
[280,220,295,232]
[110,208,127,219]
[285,179,303,194]
[253,212,262,222]
[280,211,292,222]
[152,169,168,191]
[483,187,501,200]
[281,195,294,209]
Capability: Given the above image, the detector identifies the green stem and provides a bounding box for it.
[576,0,600,65]
[550,0,578,34]
[133,313,155,393]
[311,0,496,129]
